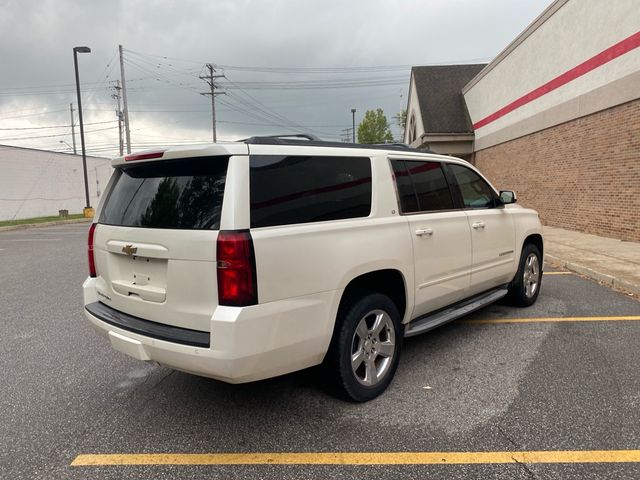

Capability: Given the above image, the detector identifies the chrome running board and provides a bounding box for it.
[404,287,509,338]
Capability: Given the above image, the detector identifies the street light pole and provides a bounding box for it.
[351,108,356,143]
[73,46,91,211]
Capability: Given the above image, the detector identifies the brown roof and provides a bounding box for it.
[411,64,486,134]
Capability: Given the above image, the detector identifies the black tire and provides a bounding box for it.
[507,243,542,307]
[324,293,403,402]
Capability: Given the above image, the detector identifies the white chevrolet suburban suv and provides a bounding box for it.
[83,135,543,401]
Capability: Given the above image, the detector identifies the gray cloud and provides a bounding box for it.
[0,0,552,156]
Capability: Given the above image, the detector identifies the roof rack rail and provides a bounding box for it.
[371,142,413,148]
[240,133,321,143]
[240,135,428,152]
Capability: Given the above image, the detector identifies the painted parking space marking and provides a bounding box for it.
[71,450,640,466]
[462,315,640,325]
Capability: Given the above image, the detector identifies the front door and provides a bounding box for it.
[446,163,516,294]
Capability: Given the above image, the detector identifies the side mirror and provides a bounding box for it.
[499,190,517,204]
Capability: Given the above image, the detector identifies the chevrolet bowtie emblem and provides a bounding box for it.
[122,244,137,256]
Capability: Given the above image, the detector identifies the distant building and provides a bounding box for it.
[405,64,485,159]
[405,0,639,242]
[0,145,111,221]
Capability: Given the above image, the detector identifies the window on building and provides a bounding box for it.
[407,113,417,144]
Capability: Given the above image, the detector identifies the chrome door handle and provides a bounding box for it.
[415,228,434,237]
[472,221,486,230]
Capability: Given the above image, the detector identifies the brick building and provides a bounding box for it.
[405,0,639,242]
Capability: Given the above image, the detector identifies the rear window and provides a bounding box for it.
[100,156,228,230]
[249,155,372,228]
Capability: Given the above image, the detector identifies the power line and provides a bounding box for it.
[0,125,118,141]
[0,86,115,97]
[0,79,125,92]
[123,52,333,135]
[123,47,491,72]
[0,120,117,131]
[125,50,200,80]
[222,75,328,135]
[0,108,69,121]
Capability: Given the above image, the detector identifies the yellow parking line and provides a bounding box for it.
[543,271,573,275]
[71,450,640,466]
[462,316,640,325]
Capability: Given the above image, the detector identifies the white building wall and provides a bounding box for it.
[404,75,426,146]
[0,146,112,221]
[464,0,640,150]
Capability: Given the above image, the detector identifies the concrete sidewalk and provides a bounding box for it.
[544,226,640,297]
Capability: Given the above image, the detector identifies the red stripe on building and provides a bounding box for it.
[473,31,640,130]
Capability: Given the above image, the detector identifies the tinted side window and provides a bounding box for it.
[249,155,372,228]
[100,157,228,230]
[391,160,453,213]
[448,164,496,209]
[391,160,419,213]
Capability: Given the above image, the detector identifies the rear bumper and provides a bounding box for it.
[83,277,339,383]
[86,301,210,348]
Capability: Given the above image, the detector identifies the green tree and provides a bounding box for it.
[357,108,394,144]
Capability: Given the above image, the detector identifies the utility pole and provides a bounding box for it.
[112,80,124,156]
[119,45,131,153]
[69,102,77,155]
[199,64,225,142]
[73,45,91,210]
[351,108,357,143]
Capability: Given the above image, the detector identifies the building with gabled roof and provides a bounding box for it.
[404,64,485,158]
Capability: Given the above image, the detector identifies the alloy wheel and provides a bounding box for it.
[350,309,396,386]
[523,253,540,298]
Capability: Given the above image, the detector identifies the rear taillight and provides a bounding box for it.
[216,230,257,306]
[88,223,97,278]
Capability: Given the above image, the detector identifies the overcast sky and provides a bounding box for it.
[0,0,552,157]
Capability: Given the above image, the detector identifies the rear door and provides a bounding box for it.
[92,155,231,332]
[247,150,376,304]
[391,159,472,318]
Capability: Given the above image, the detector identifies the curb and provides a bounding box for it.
[0,217,92,232]
[545,253,640,296]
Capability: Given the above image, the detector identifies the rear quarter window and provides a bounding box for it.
[249,155,372,228]
[100,156,228,230]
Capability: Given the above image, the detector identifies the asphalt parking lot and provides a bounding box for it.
[1,223,639,479]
